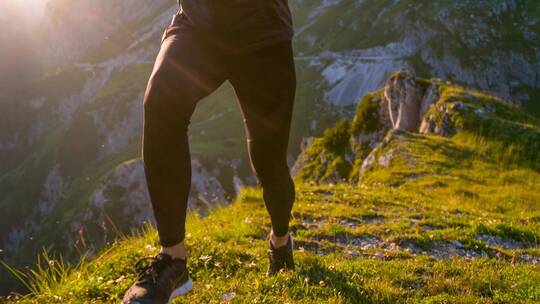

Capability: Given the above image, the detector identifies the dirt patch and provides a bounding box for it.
[476,234,524,250]
[518,254,540,265]
[399,239,491,260]
[294,239,340,255]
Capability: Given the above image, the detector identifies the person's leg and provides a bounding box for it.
[229,41,296,247]
[124,16,226,303]
[143,18,225,258]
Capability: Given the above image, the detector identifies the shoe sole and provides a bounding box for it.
[167,278,193,304]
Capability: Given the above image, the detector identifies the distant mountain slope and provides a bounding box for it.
[4,75,540,303]
[292,0,540,110]
[1,0,539,295]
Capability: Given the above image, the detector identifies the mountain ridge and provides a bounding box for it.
[3,73,540,303]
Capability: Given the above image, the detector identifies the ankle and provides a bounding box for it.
[161,242,187,260]
[271,231,290,248]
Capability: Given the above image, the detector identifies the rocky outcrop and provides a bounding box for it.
[293,70,527,184]
[294,71,442,183]
[88,158,226,224]
[88,159,153,227]
[419,102,467,137]
[292,120,353,184]
[385,72,440,132]
[385,72,425,131]
[56,157,229,257]
[297,68,540,186]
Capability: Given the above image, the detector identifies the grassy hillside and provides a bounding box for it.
[5,79,540,303]
[5,182,539,303]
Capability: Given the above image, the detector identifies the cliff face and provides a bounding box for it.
[1,0,539,294]
[293,0,540,108]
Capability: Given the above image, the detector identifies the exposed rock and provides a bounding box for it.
[37,165,65,216]
[90,92,144,159]
[290,215,540,263]
[419,101,468,136]
[384,71,442,133]
[385,71,425,131]
[89,159,152,225]
[420,84,440,115]
[378,148,396,167]
[294,71,442,184]
[3,164,65,254]
[476,234,525,250]
[291,137,314,177]
[319,43,415,106]
[519,254,540,265]
[357,130,401,178]
[88,158,227,225]
[190,159,228,211]
[403,240,490,261]
[60,158,230,257]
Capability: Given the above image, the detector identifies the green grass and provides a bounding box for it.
[5,181,539,303]
[5,126,540,302]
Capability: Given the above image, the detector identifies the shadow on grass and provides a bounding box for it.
[297,259,370,303]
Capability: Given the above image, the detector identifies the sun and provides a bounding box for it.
[3,0,48,19]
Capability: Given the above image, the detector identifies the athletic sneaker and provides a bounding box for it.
[267,235,295,276]
[122,253,192,304]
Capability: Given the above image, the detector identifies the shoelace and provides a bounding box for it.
[135,256,167,285]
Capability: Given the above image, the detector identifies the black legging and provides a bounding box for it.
[142,15,296,247]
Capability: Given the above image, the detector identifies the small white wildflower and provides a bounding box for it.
[221,292,236,301]
[199,255,212,261]
[144,244,157,251]
[115,275,126,284]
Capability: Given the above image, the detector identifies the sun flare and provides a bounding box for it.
[2,0,48,19]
